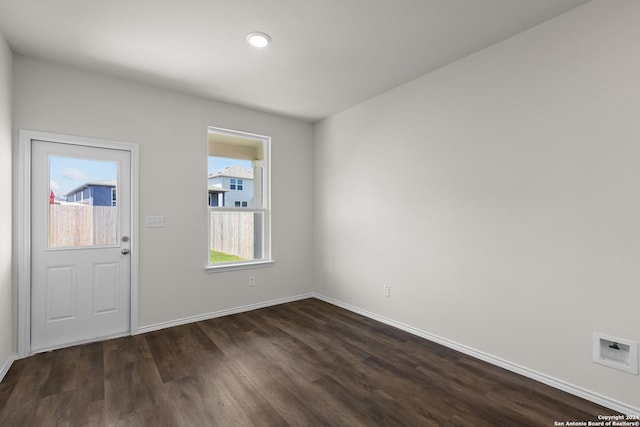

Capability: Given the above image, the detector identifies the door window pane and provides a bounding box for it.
[48,156,118,248]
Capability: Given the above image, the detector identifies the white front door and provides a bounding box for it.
[30,139,131,352]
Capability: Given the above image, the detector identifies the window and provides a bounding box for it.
[230,179,243,191]
[207,127,271,269]
[49,156,118,248]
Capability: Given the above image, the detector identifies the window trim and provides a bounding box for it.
[206,127,272,271]
[205,259,274,273]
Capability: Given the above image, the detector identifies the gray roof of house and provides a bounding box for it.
[64,180,116,196]
[208,165,253,180]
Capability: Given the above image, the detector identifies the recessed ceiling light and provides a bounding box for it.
[246,32,271,48]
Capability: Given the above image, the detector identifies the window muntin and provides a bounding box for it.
[207,127,270,268]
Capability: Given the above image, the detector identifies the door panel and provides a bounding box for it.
[46,266,76,321]
[31,140,131,352]
[93,262,120,314]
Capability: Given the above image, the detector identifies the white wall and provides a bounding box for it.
[12,55,314,329]
[314,0,640,410]
[0,31,13,376]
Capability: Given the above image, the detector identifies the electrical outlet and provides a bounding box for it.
[249,276,255,287]
[383,285,390,297]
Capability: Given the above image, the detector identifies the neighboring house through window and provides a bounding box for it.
[64,181,116,206]
[209,166,253,207]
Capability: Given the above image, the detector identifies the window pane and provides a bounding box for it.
[207,127,270,266]
[207,156,256,207]
[49,156,118,248]
[209,210,264,262]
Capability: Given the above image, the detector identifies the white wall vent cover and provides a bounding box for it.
[593,332,638,375]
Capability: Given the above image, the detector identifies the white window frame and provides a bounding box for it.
[206,127,272,272]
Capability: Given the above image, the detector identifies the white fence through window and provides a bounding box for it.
[209,210,255,260]
[49,204,117,248]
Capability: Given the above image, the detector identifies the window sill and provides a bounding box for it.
[205,260,274,273]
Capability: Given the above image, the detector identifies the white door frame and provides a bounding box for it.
[18,130,139,357]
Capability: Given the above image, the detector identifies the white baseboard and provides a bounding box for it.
[0,353,17,383]
[313,293,640,417]
[137,293,314,335]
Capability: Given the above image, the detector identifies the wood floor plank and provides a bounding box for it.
[104,381,165,425]
[0,370,19,414]
[0,298,618,426]
[107,403,179,427]
[103,335,153,361]
[197,316,261,358]
[194,355,286,427]
[143,330,190,383]
[224,352,330,426]
[312,374,407,426]
[104,351,163,393]
[328,354,453,425]
[0,353,55,427]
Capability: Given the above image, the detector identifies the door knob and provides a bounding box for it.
[121,249,130,255]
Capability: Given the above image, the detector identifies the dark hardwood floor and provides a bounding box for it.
[0,298,615,426]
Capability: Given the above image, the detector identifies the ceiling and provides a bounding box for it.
[0,0,589,122]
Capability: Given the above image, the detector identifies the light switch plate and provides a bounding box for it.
[146,216,165,228]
